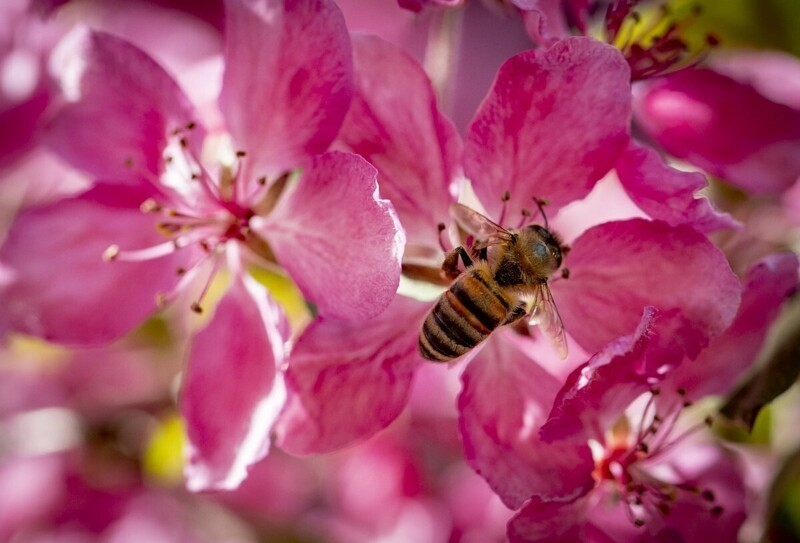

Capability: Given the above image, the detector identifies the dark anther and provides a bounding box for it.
[190,302,203,314]
[437,222,446,232]
[706,33,720,46]
[637,442,649,454]
[502,191,511,202]
[683,401,693,408]
[561,268,570,279]
[521,209,531,217]
[257,176,267,185]
[710,506,724,518]
[657,502,671,516]
[185,121,196,130]
[179,137,188,148]
[634,519,645,527]
[701,490,715,502]
[176,267,186,276]
[236,150,247,158]
[191,173,200,180]
[651,387,661,396]
[704,416,713,426]
[677,387,687,396]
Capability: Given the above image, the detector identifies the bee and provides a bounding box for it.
[418,203,568,362]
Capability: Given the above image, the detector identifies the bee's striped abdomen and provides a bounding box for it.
[419,268,512,362]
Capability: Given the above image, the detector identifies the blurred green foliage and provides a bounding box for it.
[683,0,800,55]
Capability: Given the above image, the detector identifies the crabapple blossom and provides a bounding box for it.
[0,0,404,491]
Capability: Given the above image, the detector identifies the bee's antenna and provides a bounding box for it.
[533,197,550,229]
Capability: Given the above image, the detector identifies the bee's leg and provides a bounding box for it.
[442,246,473,280]
[502,302,528,326]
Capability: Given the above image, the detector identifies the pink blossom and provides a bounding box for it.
[503,253,797,542]
[0,0,404,491]
[276,34,742,482]
[633,52,800,195]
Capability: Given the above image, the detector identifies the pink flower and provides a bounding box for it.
[505,253,797,542]
[274,33,742,479]
[0,0,404,490]
[633,50,800,195]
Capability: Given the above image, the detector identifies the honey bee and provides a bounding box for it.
[418,203,568,362]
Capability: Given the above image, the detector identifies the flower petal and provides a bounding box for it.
[464,37,630,221]
[219,0,352,178]
[708,50,800,110]
[551,219,741,355]
[516,0,590,47]
[666,252,799,400]
[458,332,595,509]
[45,29,202,183]
[335,35,461,250]
[181,275,287,491]
[539,307,657,443]
[615,143,739,233]
[274,295,427,455]
[256,151,404,321]
[508,497,590,543]
[0,184,191,345]
[633,68,800,195]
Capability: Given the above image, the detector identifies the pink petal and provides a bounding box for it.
[464,37,630,221]
[335,35,461,250]
[255,151,404,321]
[508,497,589,543]
[539,307,657,443]
[45,29,202,183]
[219,0,352,178]
[551,219,741,355]
[602,443,747,543]
[0,454,66,541]
[181,275,287,491]
[0,185,191,345]
[615,143,739,233]
[517,0,589,47]
[0,90,49,169]
[666,252,799,400]
[458,332,595,509]
[633,68,800,195]
[709,50,800,110]
[397,0,462,12]
[274,295,427,455]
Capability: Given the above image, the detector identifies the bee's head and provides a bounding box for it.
[525,224,564,270]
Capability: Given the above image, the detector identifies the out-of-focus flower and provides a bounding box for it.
[0,0,404,491]
[633,50,800,195]
[0,0,62,168]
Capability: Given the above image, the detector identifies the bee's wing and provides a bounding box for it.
[450,203,513,250]
[529,282,568,360]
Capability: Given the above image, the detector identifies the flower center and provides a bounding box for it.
[604,1,719,80]
[592,388,724,528]
[103,122,279,313]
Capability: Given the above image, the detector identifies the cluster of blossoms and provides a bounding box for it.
[1,0,799,542]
